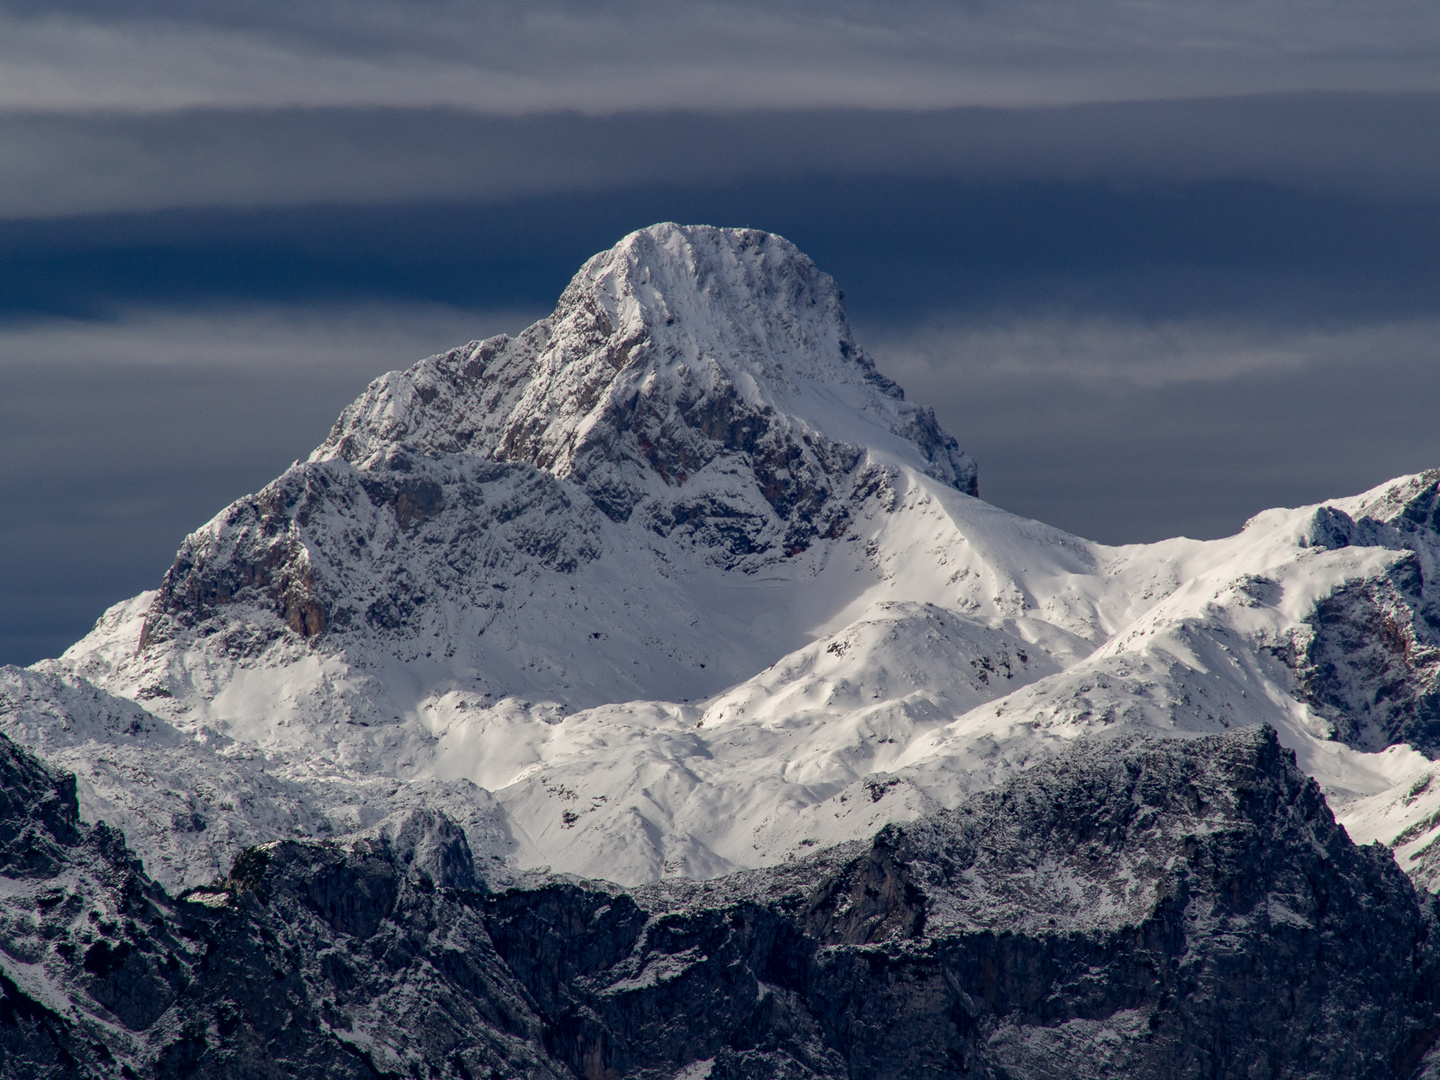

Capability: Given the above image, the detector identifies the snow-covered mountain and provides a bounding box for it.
[6,222,1440,899]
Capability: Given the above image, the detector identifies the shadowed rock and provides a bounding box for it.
[5,725,1439,1078]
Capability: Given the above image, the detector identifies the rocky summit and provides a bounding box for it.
[6,224,1440,1075]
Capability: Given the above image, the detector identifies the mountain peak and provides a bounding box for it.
[567,222,890,396]
[128,224,980,687]
[314,223,976,558]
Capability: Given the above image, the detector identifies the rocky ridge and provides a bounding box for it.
[5,724,1440,1080]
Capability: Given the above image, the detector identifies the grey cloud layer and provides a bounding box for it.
[865,313,1440,543]
[1,1,1439,113]
[3,94,1440,220]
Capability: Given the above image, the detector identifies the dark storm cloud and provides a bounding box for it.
[3,174,1437,326]
[3,95,1440,220]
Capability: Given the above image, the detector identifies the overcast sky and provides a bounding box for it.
[5,0,1440,112]
[3,1,1440,664]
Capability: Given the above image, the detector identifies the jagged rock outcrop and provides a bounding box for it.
[139,453,606,650]
[0,730,564,1079]
[501,725,1440,1079]
[5,725,1439,1079]
[1290,473,1440,755]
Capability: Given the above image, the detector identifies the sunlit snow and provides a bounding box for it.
[6,224,1439,894]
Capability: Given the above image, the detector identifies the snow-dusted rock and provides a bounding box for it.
[6,725,1437,1079]
[0,663,518,893]
[314,223,976,539]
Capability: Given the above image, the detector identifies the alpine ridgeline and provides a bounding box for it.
[9,221,1440,1075]
[7,724,1440,1079]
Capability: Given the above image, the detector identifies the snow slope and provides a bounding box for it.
[8,223,1440,892]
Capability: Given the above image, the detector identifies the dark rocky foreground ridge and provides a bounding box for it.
[5,725,1440,1079]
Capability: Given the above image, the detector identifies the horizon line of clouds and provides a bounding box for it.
[867,310,1440,540]
[0,302,538,379]
[866,312,1440,390]
[7,295,1437,397]
[4,1,1440,115]
[2,94,1440,221]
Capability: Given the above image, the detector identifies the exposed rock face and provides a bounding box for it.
[140,454,605,650]
[1291,475,1440,756]
[1297,556,1440,753]
[0,730,566,1080]
[5,725,1438,1079]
